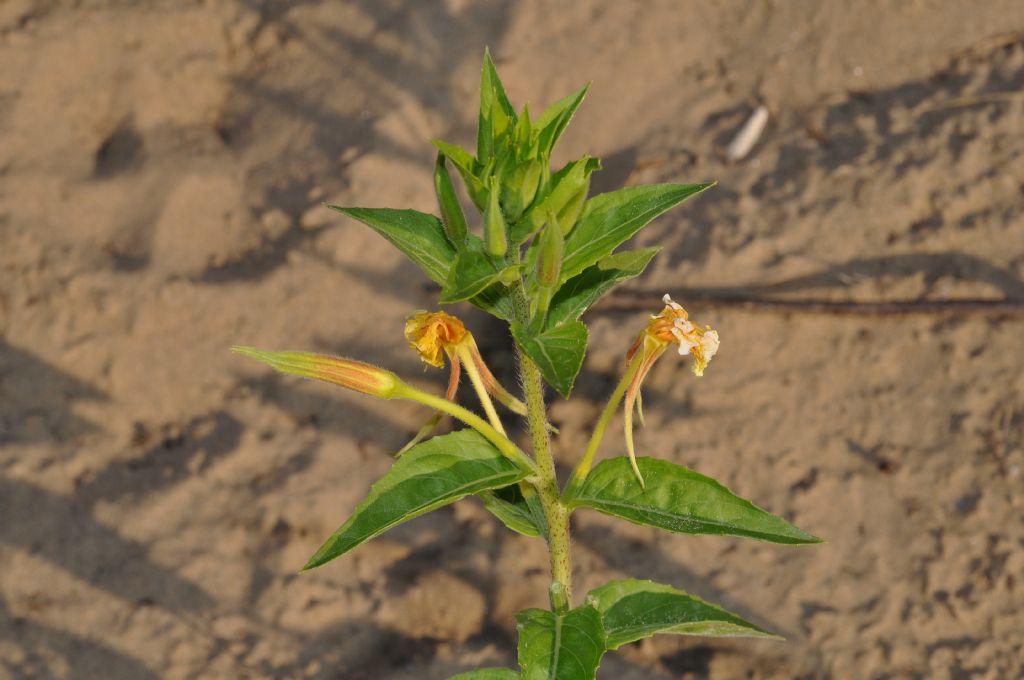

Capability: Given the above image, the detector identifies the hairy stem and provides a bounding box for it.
[516,344,572,612]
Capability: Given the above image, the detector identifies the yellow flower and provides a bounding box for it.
[621,294,719,487]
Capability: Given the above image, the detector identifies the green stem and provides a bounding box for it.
[395,383,537,474]
[564,350,643,498]
[516,343,572,612]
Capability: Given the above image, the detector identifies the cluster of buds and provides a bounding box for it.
[431,51,597,272]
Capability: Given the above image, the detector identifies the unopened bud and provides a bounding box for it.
[484,176,508,257]
[433,153,468,243]
[232,346,400,399]
[519,160,543,213]
[535,215,563,288]
[556,178,589,234]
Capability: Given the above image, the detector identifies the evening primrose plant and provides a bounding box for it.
[234,51,819,679]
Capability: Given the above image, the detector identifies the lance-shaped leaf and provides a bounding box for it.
[478,48,517,164]
[560,182,714,281]
[479,484,547,538]
[586,579,780,649]
[441,246,504,303]
[512,320,588,398]
[449,670,519,680]
[535,82,590,157]
[567,457,821,544]
[516,605,605,680]
[546,247,660,327]
[303,430,528,570]
[327,206,455,285]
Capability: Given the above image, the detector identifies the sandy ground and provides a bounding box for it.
[2,1,1024,678]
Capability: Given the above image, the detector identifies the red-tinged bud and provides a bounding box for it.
[231,347,400,399]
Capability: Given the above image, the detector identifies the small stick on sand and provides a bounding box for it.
[726,105,769,161]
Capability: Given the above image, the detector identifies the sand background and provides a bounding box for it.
[2,1,1023,678]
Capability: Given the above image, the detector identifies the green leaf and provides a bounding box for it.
[517,605,605,680]
[478,48,517,164]
[471,283,517,321]
[567,457,822,544]
[449,670,519,680]
[512,320,588,398]
[546,247,660,327]
[303,430,528,570]
[587,579,780,649]
[560,182,714,281]
[433,139,488,210]
[479,485,547,538]
[433,138,477,170]
[327,206,455,285]
[535,82,590,156]
[441,246,504,303]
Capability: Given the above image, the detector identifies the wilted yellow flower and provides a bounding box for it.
[621,294,720,487]
[402,310,530,443]
[405,310,468,368]
[628,294,719,376]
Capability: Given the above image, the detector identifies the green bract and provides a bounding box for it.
[234,49,820,679]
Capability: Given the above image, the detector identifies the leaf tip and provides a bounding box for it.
[323,203,351,217]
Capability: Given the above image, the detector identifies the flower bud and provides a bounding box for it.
[484,176,508,258]
[232,346,400,399]
[535,215,563,289]
[517,159,543,213]
[556,177,589,234]
[433,153,468,244]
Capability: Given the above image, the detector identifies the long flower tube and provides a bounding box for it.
[231,346,537,475]
[404,310,550,435]
[565,294,720,492]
